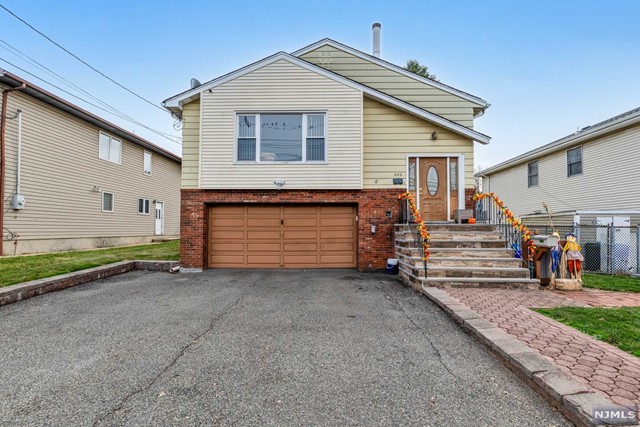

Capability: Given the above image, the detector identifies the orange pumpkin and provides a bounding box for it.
[468,217,477,224]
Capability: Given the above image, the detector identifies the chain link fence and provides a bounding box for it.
[526,223,639,276]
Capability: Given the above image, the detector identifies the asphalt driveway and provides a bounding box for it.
[0,270,569,426]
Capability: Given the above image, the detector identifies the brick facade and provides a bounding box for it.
[465,187,477,211]
[180,189,402,271]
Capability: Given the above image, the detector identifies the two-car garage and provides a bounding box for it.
[207,205,357,268]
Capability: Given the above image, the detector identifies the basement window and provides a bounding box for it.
[236,113,326,162]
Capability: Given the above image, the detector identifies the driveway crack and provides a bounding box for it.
[92,287,248,426]
[381,282,461,381]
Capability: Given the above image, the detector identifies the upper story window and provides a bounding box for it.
[99,132,122,164]
[236,113,326,163]
[143,152,152,175]
[567,146,582,177]
[527,161,539,187]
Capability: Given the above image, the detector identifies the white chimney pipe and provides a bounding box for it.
[372,22,381,58]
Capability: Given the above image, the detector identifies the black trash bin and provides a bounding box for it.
[386,258,399,275]
[584,243,601,272]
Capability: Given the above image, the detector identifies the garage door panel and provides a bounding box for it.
[284,242,318,251]
[247,217,281,227]
[210,242,245,252]
[209,205,356,269]
[210,230,245,240]
[247,230,281,239]
[247,242,281,252]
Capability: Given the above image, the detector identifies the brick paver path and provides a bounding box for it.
[447,288,640,408]
[553,288,640,307]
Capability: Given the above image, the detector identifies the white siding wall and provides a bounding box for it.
[485,124,640,218]
[200,59,362,189]
[1,87,181,253]
[181,99,200,188]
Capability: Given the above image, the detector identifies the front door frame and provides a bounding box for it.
[155,201,165,235]
[405,153,465,220]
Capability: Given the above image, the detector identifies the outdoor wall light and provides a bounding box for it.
[431,131,438,140]
[274,179,286,189]
[92,186,103,192]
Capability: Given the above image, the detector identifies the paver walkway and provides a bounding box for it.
[447,288,640,409]
[553,288,640,307]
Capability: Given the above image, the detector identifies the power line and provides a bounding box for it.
[0,39,178,141]
[0,3,166,113]
[0,56,181,145]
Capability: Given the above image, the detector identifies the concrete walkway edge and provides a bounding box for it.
[417,284,638,427]
[0,260,179,307]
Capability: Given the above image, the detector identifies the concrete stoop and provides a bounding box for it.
[395,223,539,290]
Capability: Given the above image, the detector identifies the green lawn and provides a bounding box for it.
[0,241,179,288]
[582,273,640,293]
[535,306,640,357]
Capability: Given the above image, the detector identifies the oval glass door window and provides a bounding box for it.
[427,166,438,196]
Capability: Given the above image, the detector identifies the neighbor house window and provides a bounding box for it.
[143,152,152,175]
[236,113,326,162]
[138,198,150,214]
[567,146,582,177]
[527,161,539,187]
[102,192,114,212]
[98,132,122,164]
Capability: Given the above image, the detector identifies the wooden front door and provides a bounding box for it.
[419,158,448,221]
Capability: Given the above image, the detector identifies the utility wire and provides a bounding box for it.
[0,3,166,113]
[0,39,178,140]
[0,56,181,145]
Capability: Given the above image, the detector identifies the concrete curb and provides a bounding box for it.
[0,260,179,307]
[417,284,638,427]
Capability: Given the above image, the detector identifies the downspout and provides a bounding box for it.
[0,83,26,256]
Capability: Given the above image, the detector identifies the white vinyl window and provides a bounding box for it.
[102,192,114,212]
[236,113,326,162]
[527,161,539,187]
[99,132,122,164]
[138,198,150,215]
[143,152,152,175]
[567,146,582,177]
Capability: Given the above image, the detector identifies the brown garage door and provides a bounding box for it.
[208,205,357,268]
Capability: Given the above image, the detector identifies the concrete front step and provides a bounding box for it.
[397,246,516,259]
[412,266,531,279]
[395,223,496,232]
[417,276,539,290]
[429,239,506,249]
[396,231,504,241]
[425,257,524,268]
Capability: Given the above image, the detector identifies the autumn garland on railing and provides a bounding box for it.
[472,192,535,261]
[398,192,430,262]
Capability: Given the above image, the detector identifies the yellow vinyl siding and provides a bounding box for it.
[1,87,180,244]
[363,97,474,189]
[300,45,479,128]
[181,99,200,188]
[485,124,640,218]
[200,59,362,189]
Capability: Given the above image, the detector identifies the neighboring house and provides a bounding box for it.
[163,28,490,271]
[1,70,181,256]
[476,106,640,227]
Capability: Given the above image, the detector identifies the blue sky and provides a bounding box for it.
[1,1,639,168]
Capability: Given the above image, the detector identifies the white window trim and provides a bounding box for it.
[527,160,539,188]
[143,151,152,176]
[137,197,150,215]
[234,112,328,164]
[566,146,583,178]
[102,191,115,213]
[98,132,122,165]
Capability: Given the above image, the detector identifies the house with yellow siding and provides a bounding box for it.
[1,70,181,256]
[163,29,490,271]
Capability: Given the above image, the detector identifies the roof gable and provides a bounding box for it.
[292,38,489,110]
[164,52,490,144]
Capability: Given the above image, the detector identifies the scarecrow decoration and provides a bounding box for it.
[563,233,584,280]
